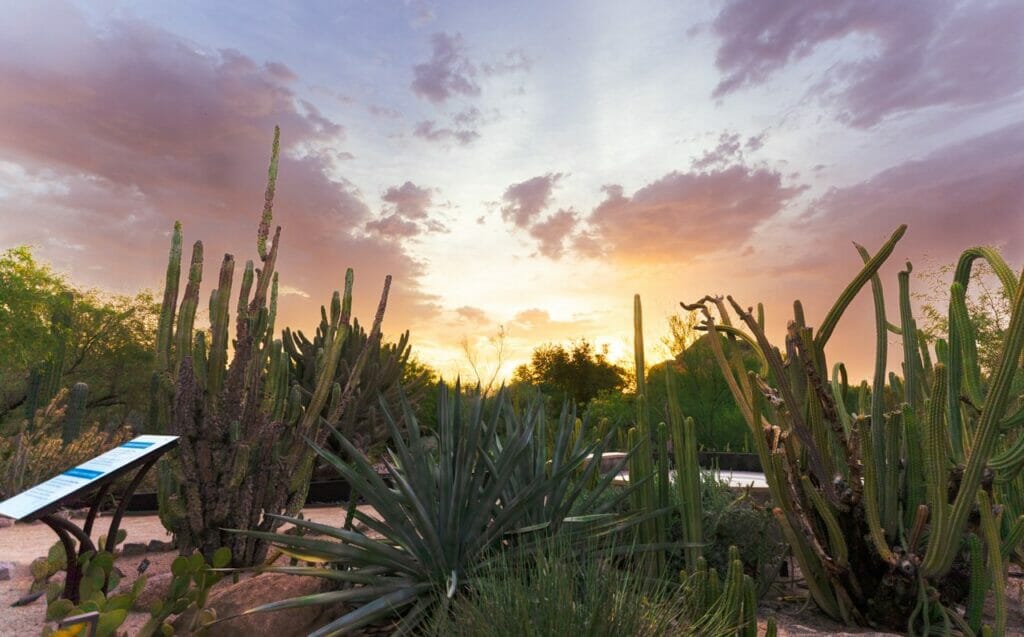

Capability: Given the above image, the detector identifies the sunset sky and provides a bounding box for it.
[2,0,1022,381]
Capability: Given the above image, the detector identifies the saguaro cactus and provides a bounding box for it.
[684,226,1024,634]
[150,127,395,566]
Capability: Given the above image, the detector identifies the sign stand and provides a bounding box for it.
[0,435,178,603]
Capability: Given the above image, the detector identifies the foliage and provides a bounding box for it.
[513,339,628,406]
[647,332,760,452]
[0,247,157,428]
[232,384,644,636]
[425,538,722,637]
[667,472,784,598]
[684,226,1024,633]
[137,547,232,637]
[0,390,133,500]
[151,127,396,566]
[42,550,142,637]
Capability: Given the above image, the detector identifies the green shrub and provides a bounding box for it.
[425,538,696,637]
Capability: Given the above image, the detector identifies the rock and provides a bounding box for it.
[121,542,148,556]
[175,573,342,637]
[147,539,175,553]
[0,516,14,528]
[127,571,173,612]
[0,561,14,581]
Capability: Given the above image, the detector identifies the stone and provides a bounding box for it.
[128,572,172,612]
[0,561,14,581]
[121,542,149,556]
[147,539,176,553]
[0,516,14,528]
[174,573,343,637]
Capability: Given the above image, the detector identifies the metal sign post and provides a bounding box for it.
[0,435,178,602]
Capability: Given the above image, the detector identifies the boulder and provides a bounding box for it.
[174,573,342,637]
[121,542,149,556]
[147,539,175,553]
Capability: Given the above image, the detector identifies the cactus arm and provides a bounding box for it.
[923,267,1024,577]
[667,367,702,570]
[156,222,183,374]
[257,126,280,261]
[815,225,906,350]
[727,296,837,504]
[856,243,893,514]
[978,490,1006,636]
[206,255,235,397]
[856,415,896,564]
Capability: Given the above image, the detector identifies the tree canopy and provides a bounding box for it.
[0,246,158,428]
[513,340,628,406]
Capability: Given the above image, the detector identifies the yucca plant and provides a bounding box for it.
[230,384,653,636]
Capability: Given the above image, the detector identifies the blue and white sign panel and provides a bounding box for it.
[0,434,178,521]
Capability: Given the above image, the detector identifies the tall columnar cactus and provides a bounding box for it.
[628,294,666,574]
[629,294,705,575]
[684,225,1024,634]
[61,382,88,445]
[282,315,428,460]
[150,127,395,566]
[25,292,74,424]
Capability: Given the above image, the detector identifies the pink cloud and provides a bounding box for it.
[579,166,806,261]
[411,32,480,103]
[0,16,434,332]
[711,0,1024,127]
[528,208,579,258]
[500,173,564,228]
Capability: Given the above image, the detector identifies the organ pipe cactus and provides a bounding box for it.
[61,382,88,445]
[683,225,1024,634]
[149,127,395,566]
[629,294,704,574]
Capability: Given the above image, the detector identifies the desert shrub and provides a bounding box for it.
[424,538,698,637]
[0,390,133,499]
[664,471,784,598]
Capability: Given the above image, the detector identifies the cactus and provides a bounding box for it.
[150,127,396,566]
[62,382,88,445]
[282,315,428,460]
[683,225,1024,632]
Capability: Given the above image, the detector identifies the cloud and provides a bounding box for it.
[528,208,579,258]
[411,32,480,103]
[366,181,446,238]
[500,173,564,228]
[797,121,1024,263]
[454,305,488,323]
[577,166,806,262]
[413,120,480,145]
[482,49,531,76]
[710,0,1024,127]
[0,13,433,331]
[692,132,744,170]
[381,181,433,219]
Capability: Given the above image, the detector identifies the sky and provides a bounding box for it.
[1,0,1022,381]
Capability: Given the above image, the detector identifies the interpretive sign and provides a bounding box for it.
[0,435,178,521]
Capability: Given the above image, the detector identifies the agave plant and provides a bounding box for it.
[231,383,654,636]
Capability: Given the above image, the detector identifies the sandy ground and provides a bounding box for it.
[2,508,1023,636]
[0,507,351,636]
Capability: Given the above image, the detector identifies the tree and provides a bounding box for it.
[0,246,158,427]
[915,253,1015,374]
[647,329,760,452]
[513,339,627,405]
